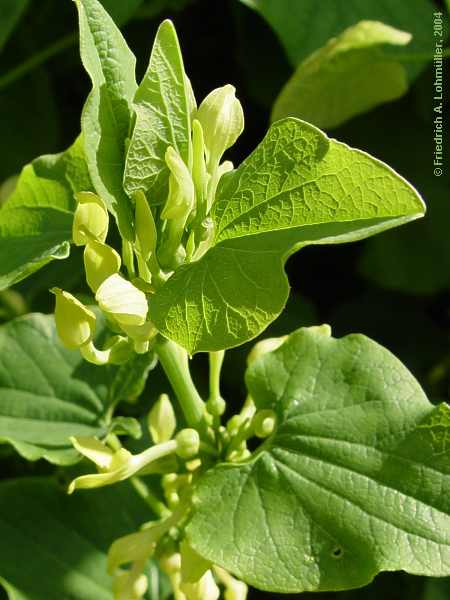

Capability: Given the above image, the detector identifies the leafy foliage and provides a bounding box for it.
[272,21,412,129]
[188,327,450,592]
[124,20,193,204]
[75,0,137,239]
[0,478,169,600]
[0,313,155,464]
[0,138,90,290]
[151,118,424,353]
[240,0,437,76]
[0,1,447,599]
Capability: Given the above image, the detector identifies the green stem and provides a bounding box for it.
[155,337,207,432]
[209,350,225,400]
[130,477,171,519]
[0,33,77,91]
[122,239,136,279]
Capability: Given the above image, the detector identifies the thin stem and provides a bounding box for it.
[130,477,171,519]
[208,350,225,400]
[122,239,136,279]
[0,33,77,91]
[155,337,207,432]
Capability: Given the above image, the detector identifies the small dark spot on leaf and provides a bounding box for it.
[331,546,343,559]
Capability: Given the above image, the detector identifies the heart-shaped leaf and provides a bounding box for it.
[151,118,424,353]
[187,326,450,592]
[0,313,156,464]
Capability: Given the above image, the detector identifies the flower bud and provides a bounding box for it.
[161,147,195,221]
[134,190,157,261]
[96,274,148,326]
[51,288,96,349]
[214,567,248,600]
[180,540,211,584]
[72,191,109,246]
[148,394,177,444]
[108,528,158,575]
[84,241,121,292]
[247,336,287,366]
[181,570,220,600]
[196,85,244,168]
[175,428,200,459]
[224,579,248,600]
[226,414,244,436]
[253,409,277,438]
[206,395,226,417]
[112,570,148,600]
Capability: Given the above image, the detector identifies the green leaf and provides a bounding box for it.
[187,326,450,592]
[241,0,437,78]
[272,21,412,129]
[124,20,192,204]
[0,0,28,52]
[76,0,137,239]
[0,137,90,291]
[0,477,169,600]
[150,118,424,353]
[0,313,156,465]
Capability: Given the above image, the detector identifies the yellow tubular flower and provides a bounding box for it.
[83,240,121,292]
[108,529,159,575]
[72,191,109,246]
[180,540,211,584]
[112,561,148,600]
[68,436,179,493]
[180,570,220,600]
[51,288,96,349]
[96,274,148,326]
[214,566,248,600]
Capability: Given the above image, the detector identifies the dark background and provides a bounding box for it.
[0,0,449,598]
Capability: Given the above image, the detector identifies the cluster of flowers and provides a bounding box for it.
[52,85,244,364]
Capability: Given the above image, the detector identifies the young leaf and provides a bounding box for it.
[240,0,437,78]
[0,137,91,291]
[123,20,193,204]
[187,327,450,592]
[271,21,412,129]
[150,118,425,353]
[75,0,137,239]
[0,313,156,465]
[0,478,170,600]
